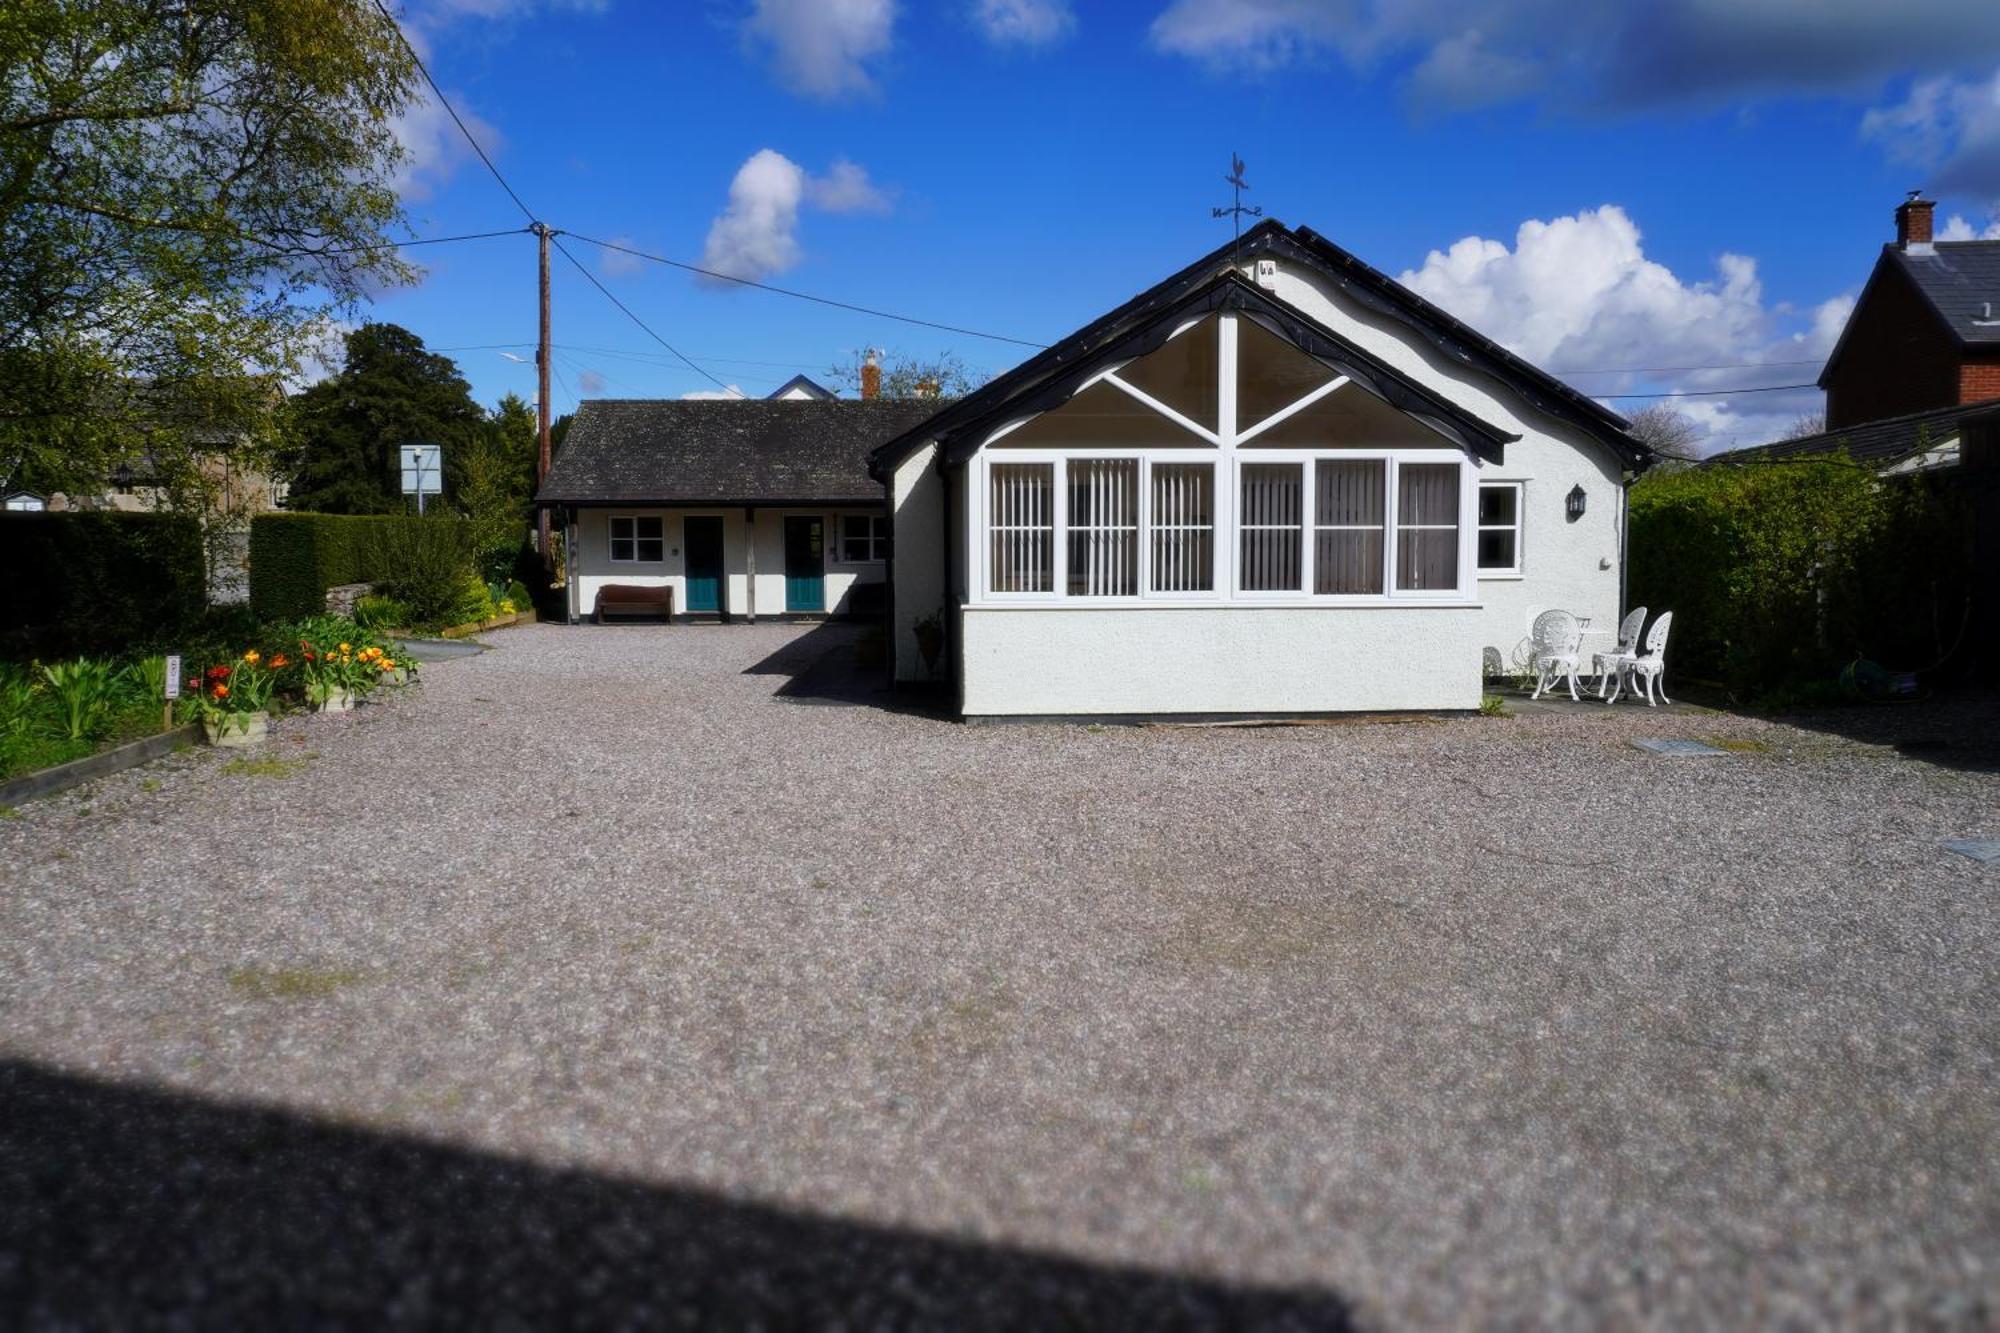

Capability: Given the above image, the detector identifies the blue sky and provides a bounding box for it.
[370,0,2000,451]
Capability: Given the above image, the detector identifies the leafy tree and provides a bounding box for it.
[826,350,985,400]
[0,0,418,496]
[285,324,486,514]
[457,392,538,561]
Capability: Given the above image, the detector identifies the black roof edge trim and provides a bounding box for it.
[534,496,887,509]
[932,274,1517,466]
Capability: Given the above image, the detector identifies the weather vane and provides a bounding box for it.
[1212,152,1262,239]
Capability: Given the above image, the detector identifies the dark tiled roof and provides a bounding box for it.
[537,399,944,506]
[1708,400,2000,467]
[1891,241,2000,345]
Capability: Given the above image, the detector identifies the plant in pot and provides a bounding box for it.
[189,652,275,746]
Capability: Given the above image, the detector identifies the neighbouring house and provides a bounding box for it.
[2,490,47,512]
[538,397,942,621]
[1709,400,2000,474]
[1820,195,2000,430]
[767,374,836,401]
[868,219,1653,719]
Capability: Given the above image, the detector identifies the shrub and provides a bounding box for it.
[0,512,207,660]
[249,512,477,621]
[353,595,411,630]
[448,574,493,626]
[375,520,479,626]
[38,659,120,740]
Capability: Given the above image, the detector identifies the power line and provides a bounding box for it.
[561,231,1048,351]
[1553,357,1823,376]
[1600,382,1819,400]
[324,226,530,256]
[370,0,538,224]
[549,235,738,394]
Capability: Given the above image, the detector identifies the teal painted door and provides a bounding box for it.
[784,516,824,612]
[684,516,723,613]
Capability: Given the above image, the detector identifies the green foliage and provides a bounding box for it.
[0,0,417,494]
[0,512,208,659]
[1629,458,1972,698]
[375,520,480,626]
[1479,693,1511,717]
[248,511,475,621]
[353,595,411,630]
[826,350,985,400]
[283,324,489,514]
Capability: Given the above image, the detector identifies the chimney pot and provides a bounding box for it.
[860,348,881,401]
[1896,193,1935,253]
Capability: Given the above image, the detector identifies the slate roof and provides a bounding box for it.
[1890,241,2000,345]
[1707,400,2000,468]
[536,399,944,507]
[868,218,1651,479]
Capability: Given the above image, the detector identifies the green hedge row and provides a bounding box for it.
[1629,458,1972,698]
[0,511,209,659]
[248,512,474,620]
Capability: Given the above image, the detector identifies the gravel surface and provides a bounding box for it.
[2,622,1995,1329]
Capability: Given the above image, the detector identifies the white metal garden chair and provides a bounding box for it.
[1592,606,1648,701]
[1614,610,1674,706]
[1529,609,1584,701]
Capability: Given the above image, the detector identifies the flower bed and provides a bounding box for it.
[185,616,419,743]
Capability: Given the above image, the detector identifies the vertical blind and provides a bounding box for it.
[990,463,1054,592]
[1314,460,1385,594]
[1239,463,1303,591]
[1066,459,1140,597]
[1150,463,1213,592]
[1396,463,1460,591]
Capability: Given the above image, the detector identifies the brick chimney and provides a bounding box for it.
[860,349,881,401]
[1896,192,1935,253]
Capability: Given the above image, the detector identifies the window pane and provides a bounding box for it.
[1477,529,1517,570]
[995,380,1209,448]
[1240,463,1303,592]
[990,463,1053,593]
[1236,316,1336,432]
[1248,381,1453,448]
[1150,463,1214,593]
[1396,464,1460,591]
[611,517,632,540]
[637,538,664,562]
[1478,483,1517,527]
[1108,316,1219,432]
[1314,460,1384,594]
[610,539,633,562]
[637,516,664,540]
[1066,459,1139,596]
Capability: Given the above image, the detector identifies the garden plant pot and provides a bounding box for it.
[315,688,353,714]
[203,711,269,748]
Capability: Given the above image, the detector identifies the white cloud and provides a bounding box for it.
[973,0,1075,47]
[700,150,895,283]
[576,369,607,395]
[387,89,503,201]
[744,0,895,98]
[681,384,748,399]
[807,158,894,214]
[1863,70,2000,203]
[1940,212,2000,240]
[1397,205,1848,454]
[1148,0,1345,73]
[598,236,646,277]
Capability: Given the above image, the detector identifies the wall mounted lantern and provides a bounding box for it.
[1566,484,1587,521]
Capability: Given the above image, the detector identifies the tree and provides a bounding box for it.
[1625,405,1703,463]
[1787,408,1826,439]
[827,350,986,400]
[284,324,487,514]
[0,0,418,496]
[457,392,538,563]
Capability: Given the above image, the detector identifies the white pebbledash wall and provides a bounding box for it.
[572,506,884,619]
[889,253,1632,716]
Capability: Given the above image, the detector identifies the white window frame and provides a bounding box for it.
[608,513,665,564]
[836,513,889,565]
[1476,480,1524,579]
[969,313,1479,608]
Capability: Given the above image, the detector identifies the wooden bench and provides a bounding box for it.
[595,583,674,623]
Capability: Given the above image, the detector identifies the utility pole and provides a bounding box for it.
[534,221,554,577]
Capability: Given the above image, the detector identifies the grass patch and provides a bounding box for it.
[226,964,366,1000]
[1480,693,1512,717]
[1704,737,1770,753]
[221,754,308,779]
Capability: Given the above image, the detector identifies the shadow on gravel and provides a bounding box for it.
[746,622,954,718]
[1761,689,2000,775]
[0,1061,1349,1330]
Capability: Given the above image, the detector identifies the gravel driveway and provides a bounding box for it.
[2,622,1995,1328]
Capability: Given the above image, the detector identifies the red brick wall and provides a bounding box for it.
[1824,261,1961,428]
[1960,355,2000,405]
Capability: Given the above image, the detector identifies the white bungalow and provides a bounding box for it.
[867,220,1655,719]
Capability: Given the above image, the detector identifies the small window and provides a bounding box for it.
[1395,464,1460,592]
[1477,482,1521,575]
[610,515,664,563]
[841,514,888,563]
[1066,459,1139,596]
[990,463,1054,593]
[1239,463,1304,592]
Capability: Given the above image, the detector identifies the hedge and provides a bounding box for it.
[1629,458,1972,698]
[249,512,485,620]
[0,511,208,659]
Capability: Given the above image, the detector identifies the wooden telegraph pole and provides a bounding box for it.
[534,221,554,577]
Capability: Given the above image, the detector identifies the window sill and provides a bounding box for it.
[1476,571,1524,581]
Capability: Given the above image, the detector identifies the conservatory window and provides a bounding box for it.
[1239,463,1304,592]
[1150,463,1214,593]
[990,463,1054,593]
[1066,459,1139,597]
[1395,464,1460,591]
[1314,460,1385,594]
